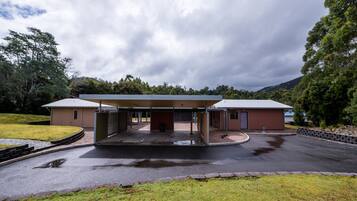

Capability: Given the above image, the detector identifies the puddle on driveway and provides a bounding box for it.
[173,140,196,145]
[149,140,197,145]
[93,159,209,169]
[34,158,66,168]
[253,136,285,156]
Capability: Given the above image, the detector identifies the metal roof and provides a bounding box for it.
[42,98,113,108]
[213,99,292,109]
[79,94,222,108]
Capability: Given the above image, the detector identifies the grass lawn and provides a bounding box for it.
[0,113,50,124]
[0,144,15,150]
[23,175,357,201]
[285,124,300,129]
[0,124,81,141]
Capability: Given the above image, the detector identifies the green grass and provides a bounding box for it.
[285,124,300,129]
[0,124,81,141]
[0,144,15,150]
[0,113,50,124]
[23,175,357,201]
[0,113,80,141]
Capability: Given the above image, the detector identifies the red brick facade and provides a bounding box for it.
[212,109,285,130]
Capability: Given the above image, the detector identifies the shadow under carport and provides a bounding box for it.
[79,144,253,160]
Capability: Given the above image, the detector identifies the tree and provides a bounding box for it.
[293,106,305,126]
[69,77,113,97]
[0,55,16,112]
[0,27,70,114]
[345,87,357,125]
[113,75,149,94]
[295,0,357,126]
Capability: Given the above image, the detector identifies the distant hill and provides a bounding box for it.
[258,76,302,92]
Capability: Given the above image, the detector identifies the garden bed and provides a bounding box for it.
[310,125,357,137]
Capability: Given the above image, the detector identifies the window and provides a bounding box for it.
[73,110,78,120]
[230,111,238,119]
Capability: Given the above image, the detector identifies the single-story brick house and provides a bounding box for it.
[43,95,292,144]
[210,99,292,130]
[42,98,113,128]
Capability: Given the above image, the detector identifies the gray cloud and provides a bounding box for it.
[0,0,326,90]
[0,1,45,19]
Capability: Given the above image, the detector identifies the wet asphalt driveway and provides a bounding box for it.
[0,135,356,198]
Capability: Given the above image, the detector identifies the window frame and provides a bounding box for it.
[230,111,239,120]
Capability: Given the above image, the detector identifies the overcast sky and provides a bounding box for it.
[0,0,326,90]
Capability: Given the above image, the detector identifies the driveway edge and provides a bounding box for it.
[247,132,296,136]
[209,133,250,146]
[149,171,357,185]
[7,171,357,200]
[0,144,93,167]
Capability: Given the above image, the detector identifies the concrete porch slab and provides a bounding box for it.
[245,129,296,136]
[209,131,250,145]
[96,131,205,146]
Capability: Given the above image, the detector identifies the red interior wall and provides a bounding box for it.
[211,111,221,128]
[247,109,284,130]
[150,111,174,131]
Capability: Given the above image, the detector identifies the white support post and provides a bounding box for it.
[94,112,97,142]
[172,107,175,131]
[138,112,142,124]
[117,106,119,134]
[190,111,193,135]
[224,109,228,134]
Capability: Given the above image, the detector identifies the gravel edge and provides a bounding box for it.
[0,144,93,167]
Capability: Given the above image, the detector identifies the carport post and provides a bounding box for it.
[172,107,175,131]
[224,109,228,134]
[190,111,193,134]
[99,101,102,112]
[138,112,142,124]
[117,106,119,133]
[206,108,210,144]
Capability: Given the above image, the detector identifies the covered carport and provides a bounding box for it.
[79,94,222,145]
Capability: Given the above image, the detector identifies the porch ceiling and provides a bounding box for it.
[79,94,222,108]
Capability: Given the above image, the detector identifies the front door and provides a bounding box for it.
[240,112,248,130]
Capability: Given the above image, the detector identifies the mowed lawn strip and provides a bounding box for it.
[0,113,50,124]
[0,124,82,141]
[23,175,357,201]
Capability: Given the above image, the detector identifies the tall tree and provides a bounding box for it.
[0,27,70,114]
[295,0,357,126]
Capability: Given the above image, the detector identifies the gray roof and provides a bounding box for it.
[79,94,222,108]
[79,94,222,101]
[42,98,113,108]
[213,99,292,109]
